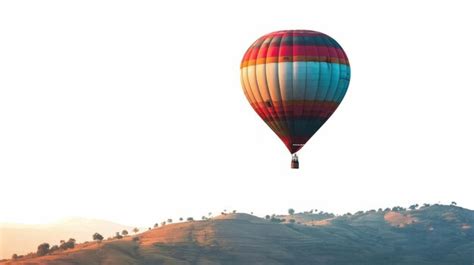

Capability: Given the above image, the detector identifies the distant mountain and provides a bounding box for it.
[0,217,134,260]
[1,205,473,265]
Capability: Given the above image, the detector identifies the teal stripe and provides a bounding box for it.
[267,118,327,137]
[276,62,350,102]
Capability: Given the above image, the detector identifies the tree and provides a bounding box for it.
[12,254,18,260]
[93,233,104,242]
[451,201,457,206]
[179,217,183,221]
[202,216,207,220]
[232,210,236,213]
[114,232,123,239]
[154,223,159,228]
[161,221,166,226]
[122,230,128,236]
[265,215,270,220]
[409,204,419,210]
[288,208,295,215]
[208,212,212,217]
[167,219,173,223]
[37,243,50,256]
[187,217,194,221]
[133,227,139,234]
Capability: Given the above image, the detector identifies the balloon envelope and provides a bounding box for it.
[240,30,350,154]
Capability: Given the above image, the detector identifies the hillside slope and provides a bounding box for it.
[0,218,134,260]
[1,206,473,265]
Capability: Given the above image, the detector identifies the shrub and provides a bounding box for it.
[270,217,284,223]
[187,217,194,221]
[93,233,104,242]
[392,206,404,212]
[133,227,139,234]
[288,208,295,215]
[122,230,128,236]
[11,254,18,260]
[50,245,59,252]
[37,243,50,256]
[60,239,75,250]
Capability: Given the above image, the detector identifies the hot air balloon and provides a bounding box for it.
[240,30,350,168]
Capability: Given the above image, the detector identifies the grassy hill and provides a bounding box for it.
[1,205,472,265]
[0,217,134,260]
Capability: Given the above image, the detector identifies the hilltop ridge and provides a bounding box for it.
[1,205,473,265]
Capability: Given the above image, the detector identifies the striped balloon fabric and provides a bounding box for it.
[240,30,350,158]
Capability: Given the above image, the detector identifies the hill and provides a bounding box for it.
[1,205,473,265]
[0,217,134,260]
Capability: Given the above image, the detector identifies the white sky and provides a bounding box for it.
[1,0,473,227]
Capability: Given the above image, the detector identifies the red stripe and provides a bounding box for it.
[244,45,347,60]
[251,101,340,119]
[265,30,324,38]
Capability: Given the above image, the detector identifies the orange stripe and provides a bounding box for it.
[241,56,349,68]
